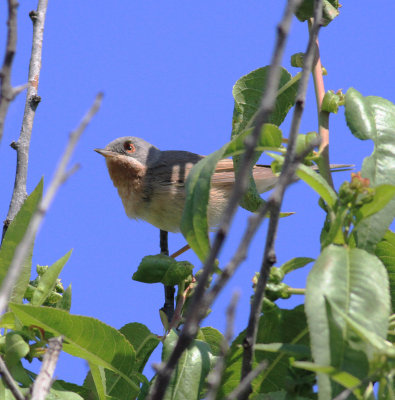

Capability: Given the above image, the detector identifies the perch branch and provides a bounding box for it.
[30,336,63,400]
[0,356,24,400]
[2,0,49,241]
[0,93,103,316]
[239,2,324,398]
[0,0,21,144]
[146,1,302,398]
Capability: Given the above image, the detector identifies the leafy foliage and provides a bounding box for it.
[1,4,395,400]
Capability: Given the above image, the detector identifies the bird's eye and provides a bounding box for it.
[123,142,135,153]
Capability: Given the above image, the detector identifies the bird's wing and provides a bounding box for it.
[147,150,203,187]
[211,159,277,193]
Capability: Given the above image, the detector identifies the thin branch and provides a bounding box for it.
[205,292,239,400]
[2,0,49,241]
[310,22,333,187]
[239,2,324,398]
[146,1,302,398]
[0,356,24,400]
[332,389,352,400]
[30,336,63,400]
[0,0,20,143]
[225,362,268,400]
[0,93,103,316]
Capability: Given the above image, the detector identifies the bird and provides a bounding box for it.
[95,136,281,233]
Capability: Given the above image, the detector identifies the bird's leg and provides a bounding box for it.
[170,244,190,258]
[160,229,175,324]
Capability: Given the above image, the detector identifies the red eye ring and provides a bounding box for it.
[123,142,135,153]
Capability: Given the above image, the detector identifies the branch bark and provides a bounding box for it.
[146,1,302,399]
[0,93,103,316]
[239,2,324,398]
[0,0,21,144]
[30,336,63,400]
[2,0,49,242]
[0,356,25,400]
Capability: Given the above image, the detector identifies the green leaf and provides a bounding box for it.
[254,343,310,358]
[328,299,395,359]
[219,305,313,398]
[57,284,72,311]
[119,322,160,373]
[0,312,17,330]
[292,362,364,399]
[231,66,296,212]
[162,330,213,400]
[296,164,337,208]
[132,255,193,285]
[279,257,314,275]
[231,67,298,135]
[345,88,376,140]
[4,333,29,368]
[0,179,43,303]
[251,392,314,400]
[295,0,340,26]
[31,250,72,306]
[10,304,140,396]
[181,125,282,262]
[355,185,395,222]
[268,152,338,208]
[196,327,224,356]
[305,245,391,399]
[3,387,84,400]
[375,230,395,312]
[345,89,395,252]
[89,363,107,400]
[51,379,90,399]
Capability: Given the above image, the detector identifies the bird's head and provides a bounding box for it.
[94,136,161,165]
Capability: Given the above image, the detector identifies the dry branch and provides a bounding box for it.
[146,1,303,398]
[0,93,103,317]
[2,0,49,241]
[0,355,24,400]
[0,0,20,143]
[30,336,63,400]
[239,1,324,398]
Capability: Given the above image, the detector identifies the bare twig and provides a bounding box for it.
[239,2,324,398]
[205,292,239,400]
[2,0,49,241]
[146,1,302,399]
[0,93,103,316]
[0,355,25,400]
[30,336,63,400]
[0,0,20,143]
[332,389,352,400]
[225,362,268,400]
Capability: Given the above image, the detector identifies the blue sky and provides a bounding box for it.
[1,1,394,385]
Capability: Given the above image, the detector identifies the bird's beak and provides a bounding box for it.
[94,148,118,158]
